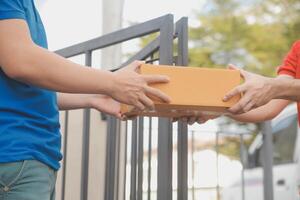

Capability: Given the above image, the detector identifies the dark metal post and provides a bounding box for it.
[104,116,118,200]
[157,119,173,200]
[176,17,189,66]
[130,119,138,200]
[216,132,220,200]
[191,131,195,200]
[262,121,274,200]
[177,122,188,200]
[115,120,121,200]
[240,134,246,200]
[137,117,144,200]
[147,117,152,200]
[123,122,129,200]
[176,17,189,200]
[81,51,92,200]
[61,111,69,200]
[157,14,174,200]
[147,55,154,200]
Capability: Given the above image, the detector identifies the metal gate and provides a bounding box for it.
[55,14,274,200]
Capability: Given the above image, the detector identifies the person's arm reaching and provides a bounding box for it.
[223,41,300,115]
[0,19,171,111]
[178,99,289,125]
[57,93,92,111]
[57,93,122,118]
[228,99,290,123]
[223,67,294,115]
[271,78,300,101]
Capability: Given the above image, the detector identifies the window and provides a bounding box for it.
[248,114,298,168]
[272,114,298,165]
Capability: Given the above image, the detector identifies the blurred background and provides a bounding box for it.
[35,0,300,200]
[38,0,300,75]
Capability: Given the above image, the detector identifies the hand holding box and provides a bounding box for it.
[121,64,241,118]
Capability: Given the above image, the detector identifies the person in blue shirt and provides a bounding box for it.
[0,0,172,199]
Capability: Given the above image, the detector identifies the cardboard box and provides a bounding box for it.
[121,64,241,118]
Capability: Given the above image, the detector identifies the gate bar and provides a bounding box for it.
[157,14,174,200]
[80,51,92,200]
[262,121,274,200]
[176,17,189,200]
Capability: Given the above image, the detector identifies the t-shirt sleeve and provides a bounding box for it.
[277,41,300,77]
[0,0,26,20]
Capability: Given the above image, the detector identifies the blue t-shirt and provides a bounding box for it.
[0,0,62,170]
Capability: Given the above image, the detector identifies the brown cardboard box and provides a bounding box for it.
[121,64,241,118]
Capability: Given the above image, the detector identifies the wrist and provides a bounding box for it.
[105,71,118,96]
[76,94,94,109]
[271,77,286,99]
[86,95,94,109]
[88,94,105,110]
[267,77,280,99]
[93,69,117,96]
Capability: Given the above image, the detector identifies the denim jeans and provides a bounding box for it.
[0,160,56,200]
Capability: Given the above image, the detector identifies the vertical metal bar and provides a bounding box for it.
[147,53,154,200]
[105,116,118,200]
[81,102,91,200]
[216,132,220,200]
[240,134,246,200]
[191,131,195,200]
[157,119,173,200]
[61,111,69,200]
[123,122,128,200]
[104,118,112,200]
[159,15,174,66]
[176,17,189,200]
[176,17,189,66]
[157,14,174,200]
[137,117,144,200]
[115,121,121,200]
[262,121,274,200]
[80,51,92,200]
[177,122,188,200]
[130,119,138,200]
[147,117,152,200]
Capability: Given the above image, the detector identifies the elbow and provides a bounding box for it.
[1,44,37,81]
[4,65,23,79]
[2,63,31,81]
[1,50,36,81]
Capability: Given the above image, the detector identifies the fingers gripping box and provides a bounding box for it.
[121,64,241,118]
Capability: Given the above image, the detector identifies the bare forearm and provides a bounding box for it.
[57,93,93,110]
[273,78,300,101]
[9,45,115,94]
[228,99,290,123]
[0,20,115,94]
[57,93,122,118]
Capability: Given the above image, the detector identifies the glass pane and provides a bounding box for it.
[272,114,297,165]
[256,114,298,167]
